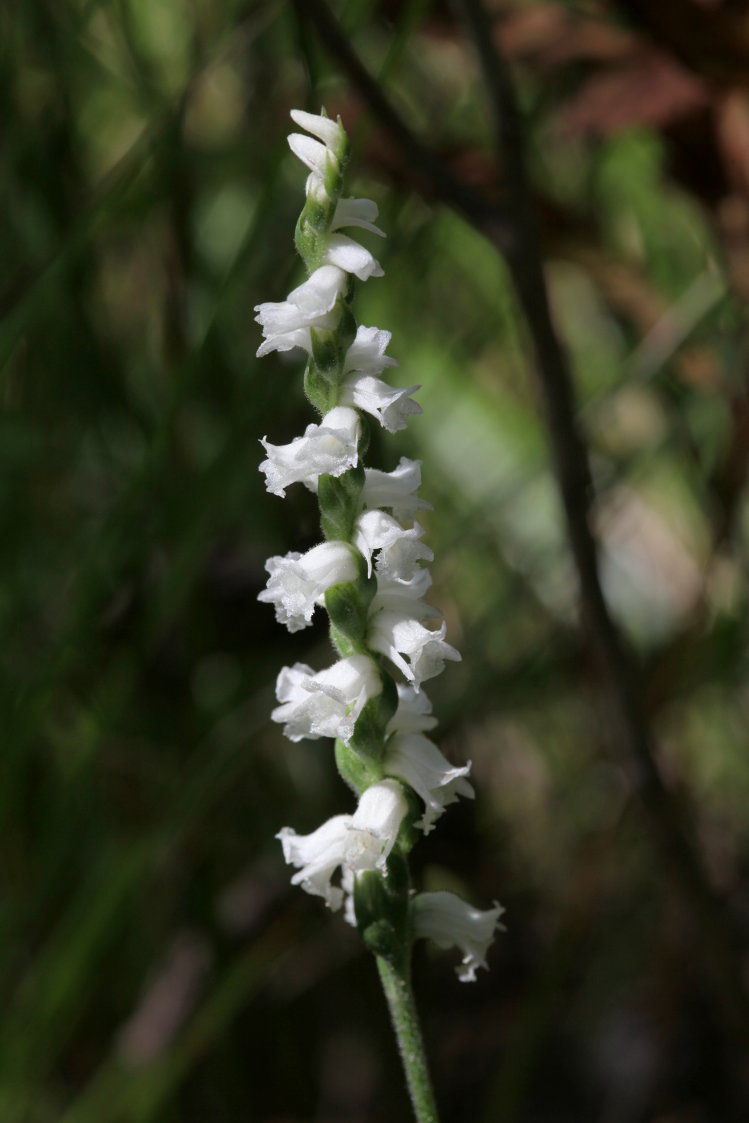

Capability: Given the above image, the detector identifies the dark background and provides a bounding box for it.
[3,1,749,1120]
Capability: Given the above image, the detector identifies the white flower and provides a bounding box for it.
[254,265,346,357]
[258,541,359,632]
[354,510,433,578]
[272,655,382,743]
[260,406,360,497]
[344,326,397,376]
[277,780,408,911]
[387,684,438,735]
[340,325,420,432]
[288,131,336,181]
[290,108,345,150]
[277,815,352,910]
[385,733,473,833]
[371,569,437,620]
[376,527,433,581]
[344,779,409,872]
[362,458,432,522]
[288,109,347,203]
[369,615,461,688]
[412,891,505,982]
[324,234,383,281]
[332,198,385,237]
[342,374,421,433]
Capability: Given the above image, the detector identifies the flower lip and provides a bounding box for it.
[332,197,386,237]
[385,732,473,833]
[324,234,384,281]
[368,614,461,690]
[412,891,505,982]
[344,325,397,375]
[276,814,353,910]
[362,458,432,522]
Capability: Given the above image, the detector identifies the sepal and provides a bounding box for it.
[335,736,381,795]
[348,670,398,767]
[318,464,365,541]
[354,856,410,968]
[326,569,378,654]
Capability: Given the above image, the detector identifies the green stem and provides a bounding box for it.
[376,957,440,1123]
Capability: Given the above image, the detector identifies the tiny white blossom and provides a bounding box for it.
[277,815,352,910]
[354,510,432,578]
[255,265,345,357]
[288,132,336,181]
[341,328,419,432]
[412,891,505,982]
[258,541,359,632]
[277,781,408,911]
[362,458,432,522]
[345,779,409,872]
[344,326,397,376]
[272,655,381,743]
[385,733,473,833]
[288,109,347,204]
[332,198,386,237]
[369,614,461,688]
[371,569,437,621]
[376,527,434,581]
[324,234,384,281]
[386,684,439,735]
[289,108,345,152]
[342,374,422,433]
[260,406,360,497]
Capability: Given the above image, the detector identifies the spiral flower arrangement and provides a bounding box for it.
[256,108,503,1122]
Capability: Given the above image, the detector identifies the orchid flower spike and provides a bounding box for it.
[256,107,502,1055]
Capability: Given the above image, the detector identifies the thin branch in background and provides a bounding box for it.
[295,0,749,1056]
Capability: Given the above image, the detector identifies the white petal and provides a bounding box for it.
[362,458,432,523]
[386,684,439,735]
[412,891,504,981]
[332,197,385,237]
[259,406,360,497]
[345,779,409,872]
[325,234,384,281]
[386,733,473,833]
[277,815,353,910]
[354,510,432,578]
[342,373,421,433]
[369,614,461,688]
[376,526,433,581]
[288,133,335,180]
[258,541,359,632]
[289,108,344,150]
[272,655,381,743]
[371,569,436,618]
[254,267,345,358]
[344,325,397,375]
[256,326,312,358]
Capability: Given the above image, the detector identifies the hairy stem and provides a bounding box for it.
[377,957,440,1123]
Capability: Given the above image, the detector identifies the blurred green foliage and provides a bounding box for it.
[2,1,749,1120]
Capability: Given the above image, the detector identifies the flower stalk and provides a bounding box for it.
[256,107,502,1123]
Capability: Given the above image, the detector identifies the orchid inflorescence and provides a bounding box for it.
[256,108,502,987]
